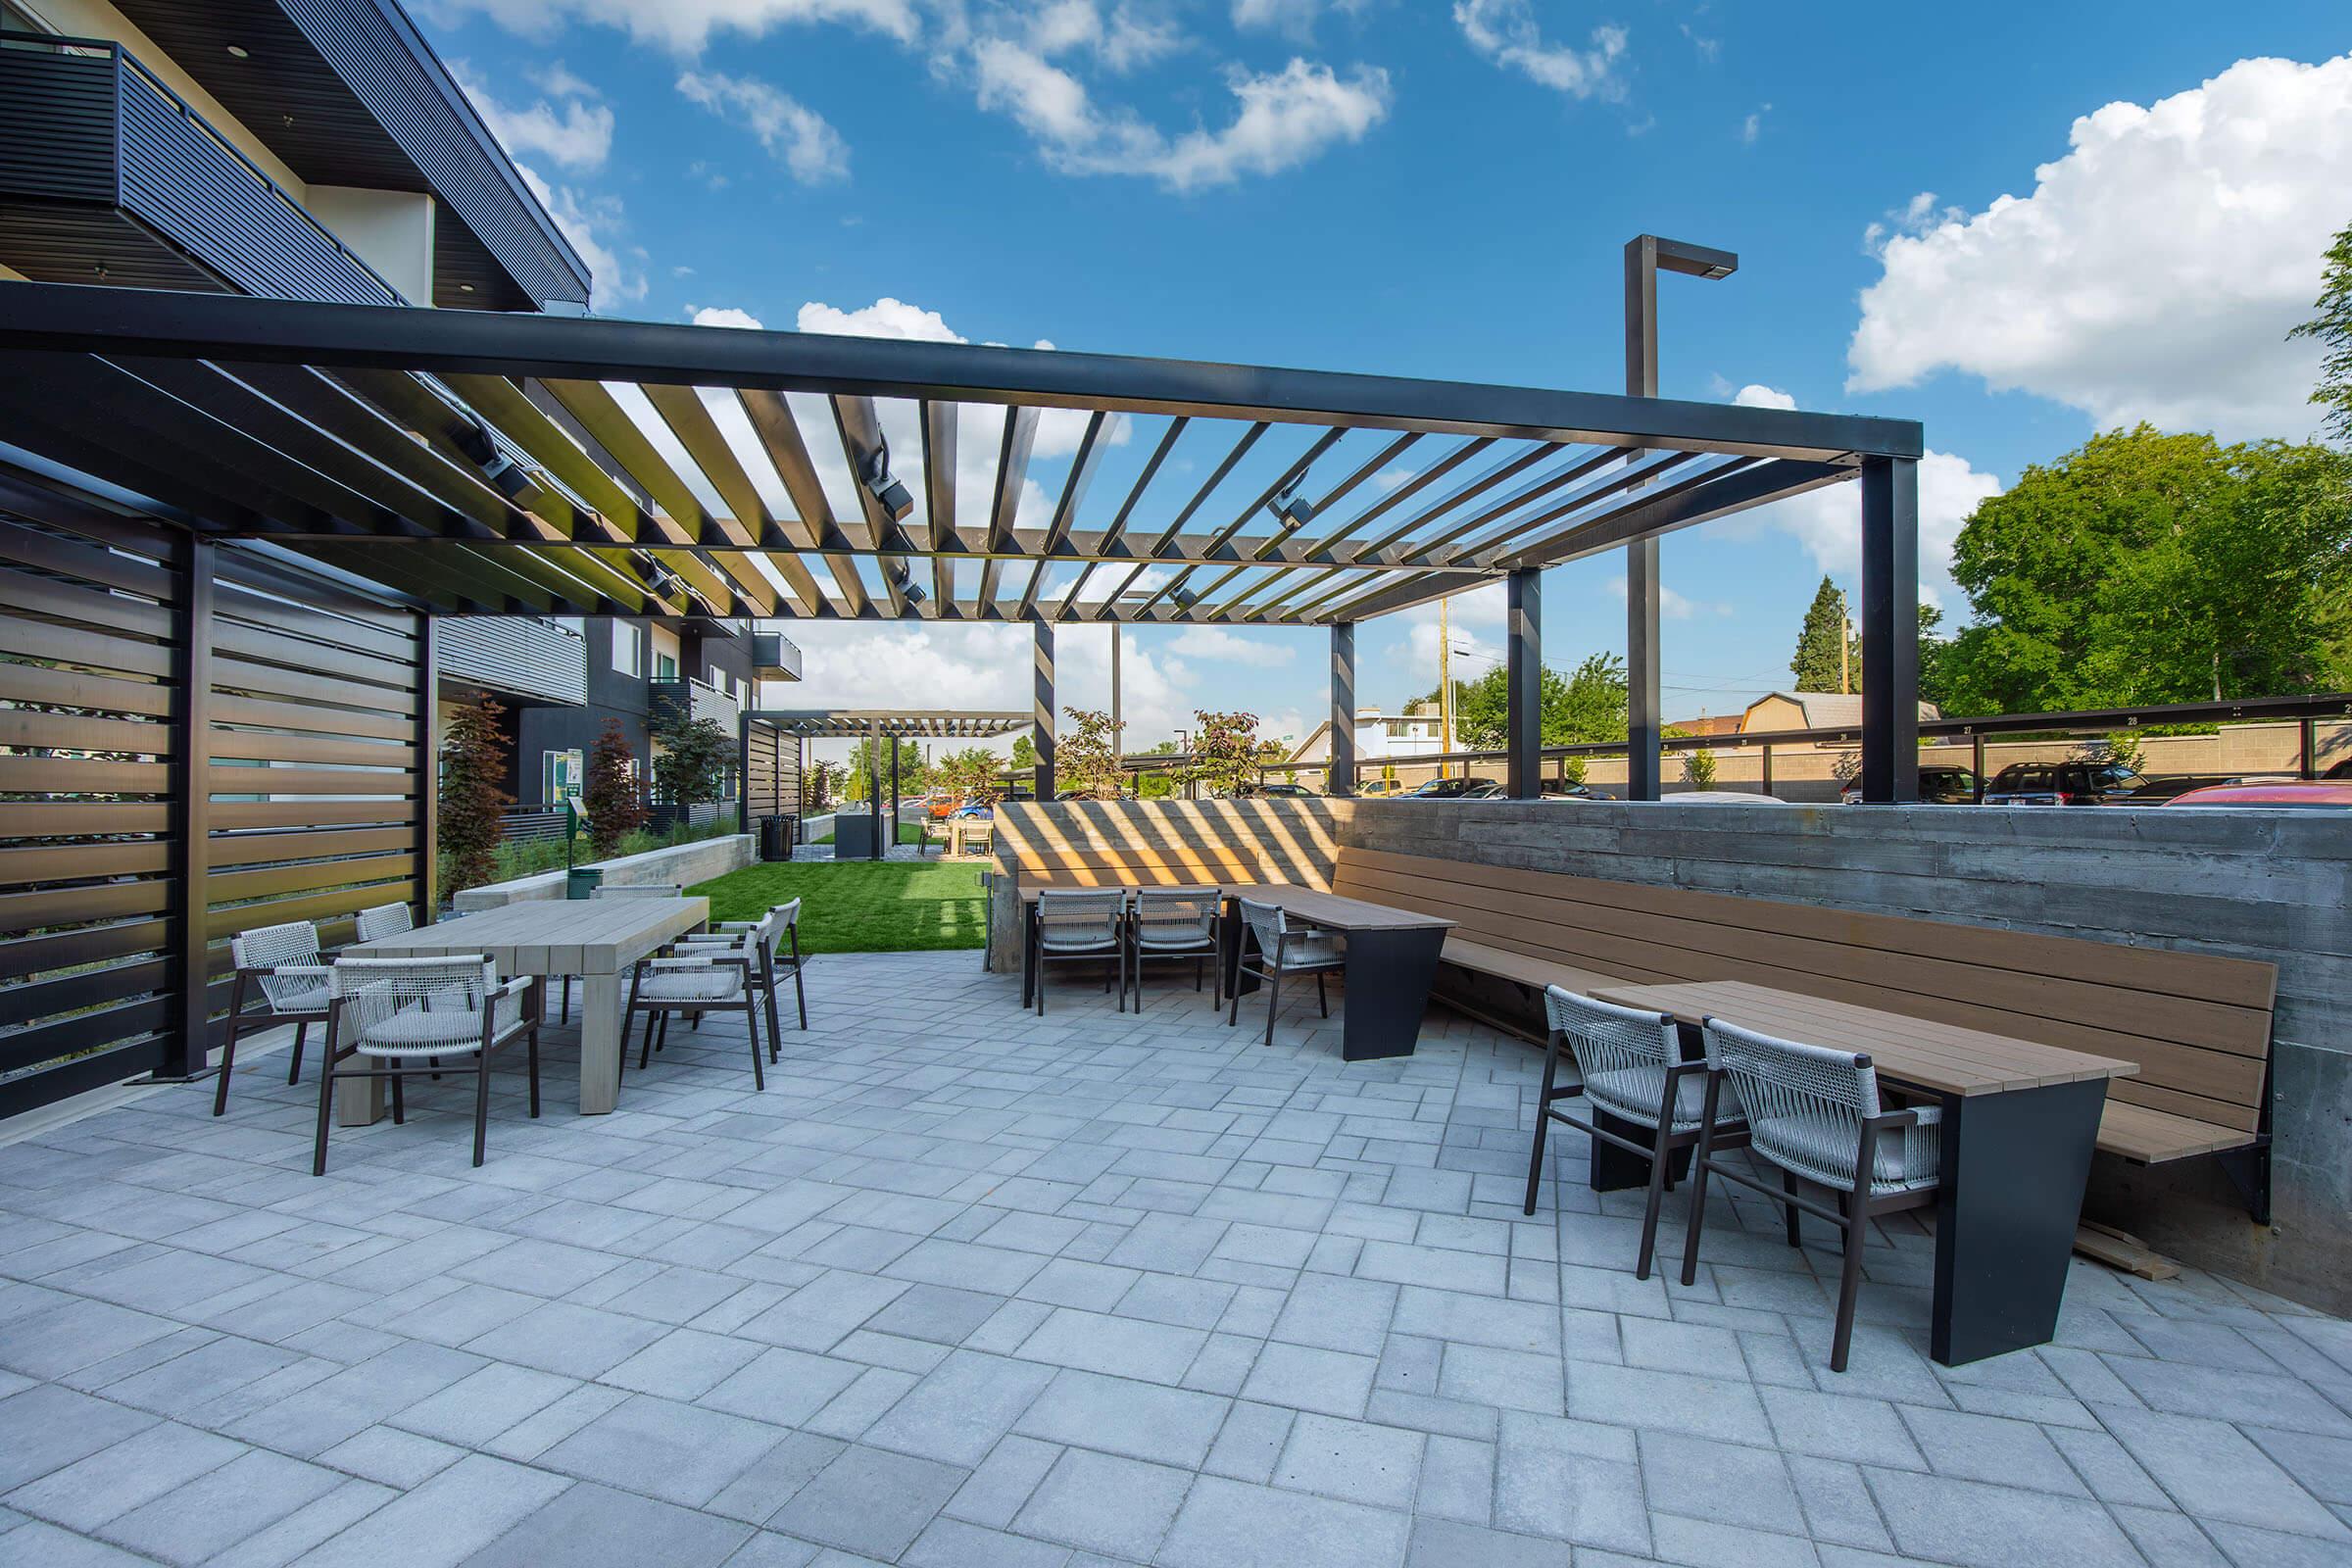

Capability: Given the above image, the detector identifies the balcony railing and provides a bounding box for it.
[0,37,404,305]
[438,616,588,708]
[649,675,742,736]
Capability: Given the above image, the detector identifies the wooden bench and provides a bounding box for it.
[1328,847,2278,1185]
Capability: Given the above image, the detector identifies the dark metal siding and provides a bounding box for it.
[0,46,119,205]
[437,615,587,707]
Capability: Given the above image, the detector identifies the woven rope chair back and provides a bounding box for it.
[355,903,415,943]
[1236,898,1289,956]
[1134,889,1219,950]
[1702,1017,1912,1189]
[232,920,322,1010]
[772,898,802,930]
[1036,889,1124,951]
[1543,986,1694,1123]
[594,884,682,899]
[329,956,496,1041]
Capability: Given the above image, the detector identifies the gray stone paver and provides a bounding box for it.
[0,948,2347,1566]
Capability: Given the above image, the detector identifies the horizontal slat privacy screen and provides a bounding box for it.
[0,497,427,1118]
[744,719,800,820]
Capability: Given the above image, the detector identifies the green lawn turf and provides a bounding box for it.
[686,860,986,954]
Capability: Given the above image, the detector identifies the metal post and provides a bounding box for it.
[162,536,215,1079]
[736,709,753,836]
[889,733,902,850]
[867,718,883,860]
[1859,456,1921,803]
[1329,621,1356,796]
[416,612,437,924]
[1032,621,1055,799]
[1110,624,1121,760]
[2299,716,2318,780]
[1972,733,1986,802]
[1760,743,1773,798]
[1506,568,1542,800]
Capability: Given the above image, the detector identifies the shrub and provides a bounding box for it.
[584,718,648,857]
[439,697,512,893]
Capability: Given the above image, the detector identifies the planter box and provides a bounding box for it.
[452,833,754,911]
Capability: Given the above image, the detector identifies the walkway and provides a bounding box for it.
[2,952,2346,1566]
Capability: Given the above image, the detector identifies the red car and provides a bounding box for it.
[2162,782,2352,809]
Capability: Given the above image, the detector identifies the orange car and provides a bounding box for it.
[925,792,962,820]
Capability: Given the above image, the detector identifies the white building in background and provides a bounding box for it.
[1284,707,1447,766]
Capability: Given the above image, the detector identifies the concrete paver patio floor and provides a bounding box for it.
[3,949,2349,1567]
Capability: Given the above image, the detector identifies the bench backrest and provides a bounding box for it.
[1331,846,2277,1135]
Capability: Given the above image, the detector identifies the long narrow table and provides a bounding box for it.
[343,897,708,1117]
[1592,978,2137,1367]
[1017,882,1452,1060]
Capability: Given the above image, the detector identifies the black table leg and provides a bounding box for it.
[1020,904,1037,1008]
[1929,1075,2107,1366]
[1337,927,1444,1061]
[1222,901,1261,1000]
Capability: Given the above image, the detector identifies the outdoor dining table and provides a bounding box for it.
[1014,882,1453,1061]
[340,895,709,1119]
[1590,978,2138,1367]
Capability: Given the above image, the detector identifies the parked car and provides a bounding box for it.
[2325,756,2351,780]
[2115,774,2241,804]
[925,792,962,820]
[1402,776,1503,800]
[1664,791,1796,806]
[1983,760,2149,806]
[950,786,1036,819]
[2161,782,2352,810]
[1353,778,1407,799]
[1541,780,1618,801]
[1219,781,1317,799]
[1840,765,1980,806]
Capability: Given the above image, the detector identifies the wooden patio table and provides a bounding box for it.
[1591,978,2137,1366]
[341,896,708,1119]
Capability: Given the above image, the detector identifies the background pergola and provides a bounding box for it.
[743,708,1028,860]
[0,281,1927,802]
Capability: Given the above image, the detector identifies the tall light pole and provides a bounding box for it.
[1624,234,1739,801]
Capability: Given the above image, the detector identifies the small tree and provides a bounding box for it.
[583,718,647,857]
[1057,708,1125,800]
[805,759,834,813]
[1682,747,1719,789]
[653,712,731,810]
[1009,733,1039,775]
[1561,753,1589,786]
[439,697,513,893]
[1188,710,1284,796]
[2291,217,2352,444]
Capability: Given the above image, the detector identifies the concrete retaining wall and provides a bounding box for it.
[996,796,2350,1313]
[452,833,755,910]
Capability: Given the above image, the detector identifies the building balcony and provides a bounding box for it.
[650,675,742,736]
[438,616,588,709]
[0,37,404,305]
[752,630,804,682]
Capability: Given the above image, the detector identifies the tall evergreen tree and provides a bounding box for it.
[2291,218,2352,445]
[1790,576,1849,692]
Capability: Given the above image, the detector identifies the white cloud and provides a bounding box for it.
[1748,449,2004,613]
[1169,625,1296,662]
[1847,53,2352,440]
[1732,383,1798,411]
[1027,0,1182,71]
[972,44,1390,191]
[1232,0,1370,41]
[424,0,926,55]
[1453,0,1627,101]
[677,71,850,183]
[456,64,613,171]
[1740,103,1769,144]
[690,305,765,328]
[514,165,644,305]
[1603,575,1733,620]
[531,60,602,99]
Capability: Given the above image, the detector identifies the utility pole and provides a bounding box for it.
[1438,598,1453,777]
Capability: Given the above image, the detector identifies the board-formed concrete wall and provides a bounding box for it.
[998,796,2349,1312]
[452,833,754,910]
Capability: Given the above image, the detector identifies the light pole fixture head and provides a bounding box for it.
[1642,236,1740,281]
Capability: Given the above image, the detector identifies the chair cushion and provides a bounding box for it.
[1269,934,1343,969]
[1749,1109,1940,1193]
[640,968,744,1003]
[265,977,329,1014]
[357,1005,490,1055]
[1583,1065,1743,1132]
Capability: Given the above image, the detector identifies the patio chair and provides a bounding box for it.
[619,946,766,1090]
[559,884,686,1021]
[1521,987,1748,1280]
[313,956,539,1174]
[215,919,330,1117]
[1227,898,1344,1048]
[675,898,808,1059]
[1127,888,1223,1010]
[1032,889,1127,1015]
[1680,1017,1942,1372]
[354,902,414,942]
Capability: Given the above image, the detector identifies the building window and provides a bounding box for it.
[612,624,640,677]
[655,651,678,681]
[542,748,583,805]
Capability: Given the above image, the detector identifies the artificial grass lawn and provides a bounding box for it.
[687,860,986,954]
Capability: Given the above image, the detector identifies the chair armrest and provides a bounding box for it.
[486,974,534,1032]
[271,962,331,980]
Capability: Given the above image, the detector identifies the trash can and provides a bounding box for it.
[758,814,792,861]
[565,866,604,900]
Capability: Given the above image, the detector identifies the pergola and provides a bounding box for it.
[0,281,1926,802]
[742,708,1029,861]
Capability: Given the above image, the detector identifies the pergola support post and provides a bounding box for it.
[1627,539,1662,801]
[1032,622,1055,799]
[161,536,216,1080]
[867,718,884,860]
[889,736,902,850]
[1506,568,1542,800]
[1859,455,1921,803]
[1328,622,1356,796]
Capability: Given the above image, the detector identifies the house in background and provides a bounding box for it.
[1740,691,1943,733]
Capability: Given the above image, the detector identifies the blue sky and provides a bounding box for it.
[419,0,2352,751]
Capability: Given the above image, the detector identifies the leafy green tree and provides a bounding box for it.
[1941,426,2352,712]
[1790,576,1850,693]
[653,712,731,808]
[1681,747,1719,789]
[838,738,925,802]
[1009,734,1039,774]
[1426,652,1629,751]
[1187,710,1283,796]
[2291,218,2352,444]
[1916,603,1950,709]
